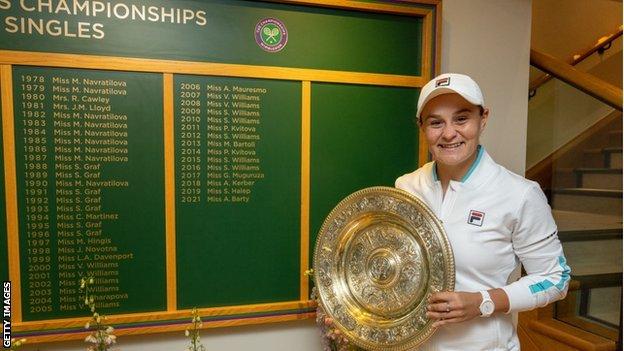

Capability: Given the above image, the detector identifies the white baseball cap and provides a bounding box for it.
[416,73,484,120]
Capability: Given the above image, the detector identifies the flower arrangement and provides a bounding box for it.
[184,307,206,351]
[80,277,117,351]
[8,338,27,350]
[307,270,362,351]
[77,277,209,351]
[314,297,357,351]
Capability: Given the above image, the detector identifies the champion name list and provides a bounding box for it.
[18,72,135,316]
[178,81,266,205]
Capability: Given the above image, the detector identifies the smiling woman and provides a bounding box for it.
[395,73,570,351]
[420,92,488,186]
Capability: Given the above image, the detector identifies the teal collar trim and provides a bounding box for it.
[432,145,484,183]
[460,145,484,183]
[460,145,483,183]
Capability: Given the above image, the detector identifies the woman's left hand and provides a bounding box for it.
[426,291,482,328]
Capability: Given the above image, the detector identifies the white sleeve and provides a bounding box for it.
[501,184,571,313]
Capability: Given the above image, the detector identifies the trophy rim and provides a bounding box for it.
[312,186,455,351]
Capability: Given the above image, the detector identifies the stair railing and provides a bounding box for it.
[524,29,622,350]
[529,26,623,100]
[530,48,622,110]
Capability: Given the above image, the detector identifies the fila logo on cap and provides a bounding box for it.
[467,210,484,227]
[435,77,450,87]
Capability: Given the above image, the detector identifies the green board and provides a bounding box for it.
[12,66,166,321]
[310,83,419,262]
[0,0,434,335]
[0,0,423,76]
[174,75,301,308]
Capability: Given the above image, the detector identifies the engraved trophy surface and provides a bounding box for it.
[313,187,454,350]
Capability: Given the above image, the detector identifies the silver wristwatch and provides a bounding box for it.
[479,290,495,317]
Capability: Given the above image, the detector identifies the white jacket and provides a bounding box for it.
[395,147,570,351]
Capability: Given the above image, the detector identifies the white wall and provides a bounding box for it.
[27,2,533,350]
[441,0,533,175]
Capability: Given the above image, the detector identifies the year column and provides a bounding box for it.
[18,73,53,315]
[178,82,202,204]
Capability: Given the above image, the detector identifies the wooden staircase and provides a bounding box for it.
[521,113,622,350]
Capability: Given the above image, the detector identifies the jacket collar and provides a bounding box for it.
[431,145,496,189]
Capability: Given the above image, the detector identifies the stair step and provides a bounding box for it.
[564,239,623,276]
[553,210,622,241]
[608,130,622,147]
[552,188,622,215]
[572,273,623,289]
[559,229,623,242]
[605,148,623,169]
[583,149,610,168]
[574,168,623,174]
[553,168,577,188]
[574,168,622,190]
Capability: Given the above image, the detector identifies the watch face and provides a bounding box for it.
[482,301,495,315]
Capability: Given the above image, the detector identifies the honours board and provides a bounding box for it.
[0,0,440,342]
[12,66,166,321]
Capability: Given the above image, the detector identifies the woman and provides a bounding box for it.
[395,73,570,350]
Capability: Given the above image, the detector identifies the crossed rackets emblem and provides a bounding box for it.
[262,25,281,44]
[255,18,288,52]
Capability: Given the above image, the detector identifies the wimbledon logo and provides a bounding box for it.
[255,18,288,52]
